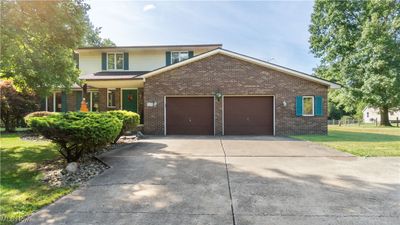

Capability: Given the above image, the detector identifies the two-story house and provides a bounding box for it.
[42,44,339,136]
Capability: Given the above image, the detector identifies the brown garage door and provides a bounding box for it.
[166,97,214,135]
[224,96,273,135]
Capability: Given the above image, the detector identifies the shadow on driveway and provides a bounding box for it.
[20,137,400,225]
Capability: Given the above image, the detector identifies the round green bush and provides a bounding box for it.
[26,112,122,162]
[106,110,140,143]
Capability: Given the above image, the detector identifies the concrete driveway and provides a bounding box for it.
[22,136,400,225]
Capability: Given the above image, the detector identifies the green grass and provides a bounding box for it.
[0,133,73,225]
[292,125,400,157]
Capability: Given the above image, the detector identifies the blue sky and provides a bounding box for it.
[87,0,318,74]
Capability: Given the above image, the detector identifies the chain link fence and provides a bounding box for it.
[328,118,400,127]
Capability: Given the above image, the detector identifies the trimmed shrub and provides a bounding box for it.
[106,110,140,143]
[26,112,122,162]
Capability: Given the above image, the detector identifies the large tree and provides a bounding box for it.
[82,20,115,47]
[0,0,114,97]
[309,0,400,126]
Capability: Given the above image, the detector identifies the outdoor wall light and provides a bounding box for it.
[213,91,223,101]
[283,100,287,107]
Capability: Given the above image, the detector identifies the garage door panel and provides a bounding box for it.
[224,96,273,135]
[166,97,214,135]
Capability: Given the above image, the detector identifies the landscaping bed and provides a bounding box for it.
[0,131,137,224]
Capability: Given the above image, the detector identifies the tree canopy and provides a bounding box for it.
[0,0,114,96]
[309,0,400,125]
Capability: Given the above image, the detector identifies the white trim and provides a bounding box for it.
[52,91,61,112]
[107,88,117,108]
[87,90,99,112]
[170,51,189,64]
[273,96,275,136]
[164,95,215,136]
[141,48,340,89]
[106,52,124,71]
[164,96,167,136]
[45,97,48,112]
[302,96,314,116]
[222,95,275,136]
[53,92,56,112]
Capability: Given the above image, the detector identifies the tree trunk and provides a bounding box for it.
[380,106,391,126]
[4,118,16,132]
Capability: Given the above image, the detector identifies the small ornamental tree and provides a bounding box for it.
[0,80,38,132]
[106,110,140,143]
[26,112,122,162]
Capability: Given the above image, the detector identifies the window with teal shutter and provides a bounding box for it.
[314,96,323,116]
[61,92,68,112]
[124,52,129,70]
[101,53,107,70]
[295,96,303,116]
[166,51,171,66]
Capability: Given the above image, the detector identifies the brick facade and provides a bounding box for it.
[143,54,328,136]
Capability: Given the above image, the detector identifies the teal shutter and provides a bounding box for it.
[295,96,303,116]
[75,91,82,111]
[314,96,323,116]
[166,51,171,66]
[61,92,67,112]
[101,53,107,70]
[188,51,194,58]
[124,52,129,70]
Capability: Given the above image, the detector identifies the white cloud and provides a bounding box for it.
[143,4,156,12]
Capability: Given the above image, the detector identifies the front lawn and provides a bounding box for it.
[0,133,73,225]
[292,125,400,157]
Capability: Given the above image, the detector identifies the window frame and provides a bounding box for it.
[53,92,62,112]
[88,91,99,112]
[107,88,117,108]
[170,51,189,64]
[302,96,314,116]
[106,52,124,71]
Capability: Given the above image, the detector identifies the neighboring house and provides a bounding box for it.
[41,44,339,135]
[362,107,400,123]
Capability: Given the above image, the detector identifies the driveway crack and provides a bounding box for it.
[220,138,236,225]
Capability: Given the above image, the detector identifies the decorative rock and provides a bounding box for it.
[66,162,79,174]
[136,131,144,139]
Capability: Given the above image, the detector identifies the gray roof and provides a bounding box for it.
[80,71,149,80]
[77,44,222,50]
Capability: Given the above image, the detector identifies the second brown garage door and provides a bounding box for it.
[224,96,273,135]
[166,97,214,135]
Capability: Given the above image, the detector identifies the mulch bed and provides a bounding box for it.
[38,135,137,187]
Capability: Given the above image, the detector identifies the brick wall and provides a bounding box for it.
[143,54,328,135]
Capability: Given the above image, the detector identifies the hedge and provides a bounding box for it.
[26,112,122,162]
[106,110,140,143]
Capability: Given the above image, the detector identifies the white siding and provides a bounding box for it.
[363,107,400,123]
[79,49,213,75]
[130,50,165,71]
[79,52,101,76]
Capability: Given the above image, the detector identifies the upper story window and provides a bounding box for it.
[107,53,124,70]
[302,96,314,116]
[171,51,189,64]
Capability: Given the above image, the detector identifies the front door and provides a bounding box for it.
[122,89,138,112]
